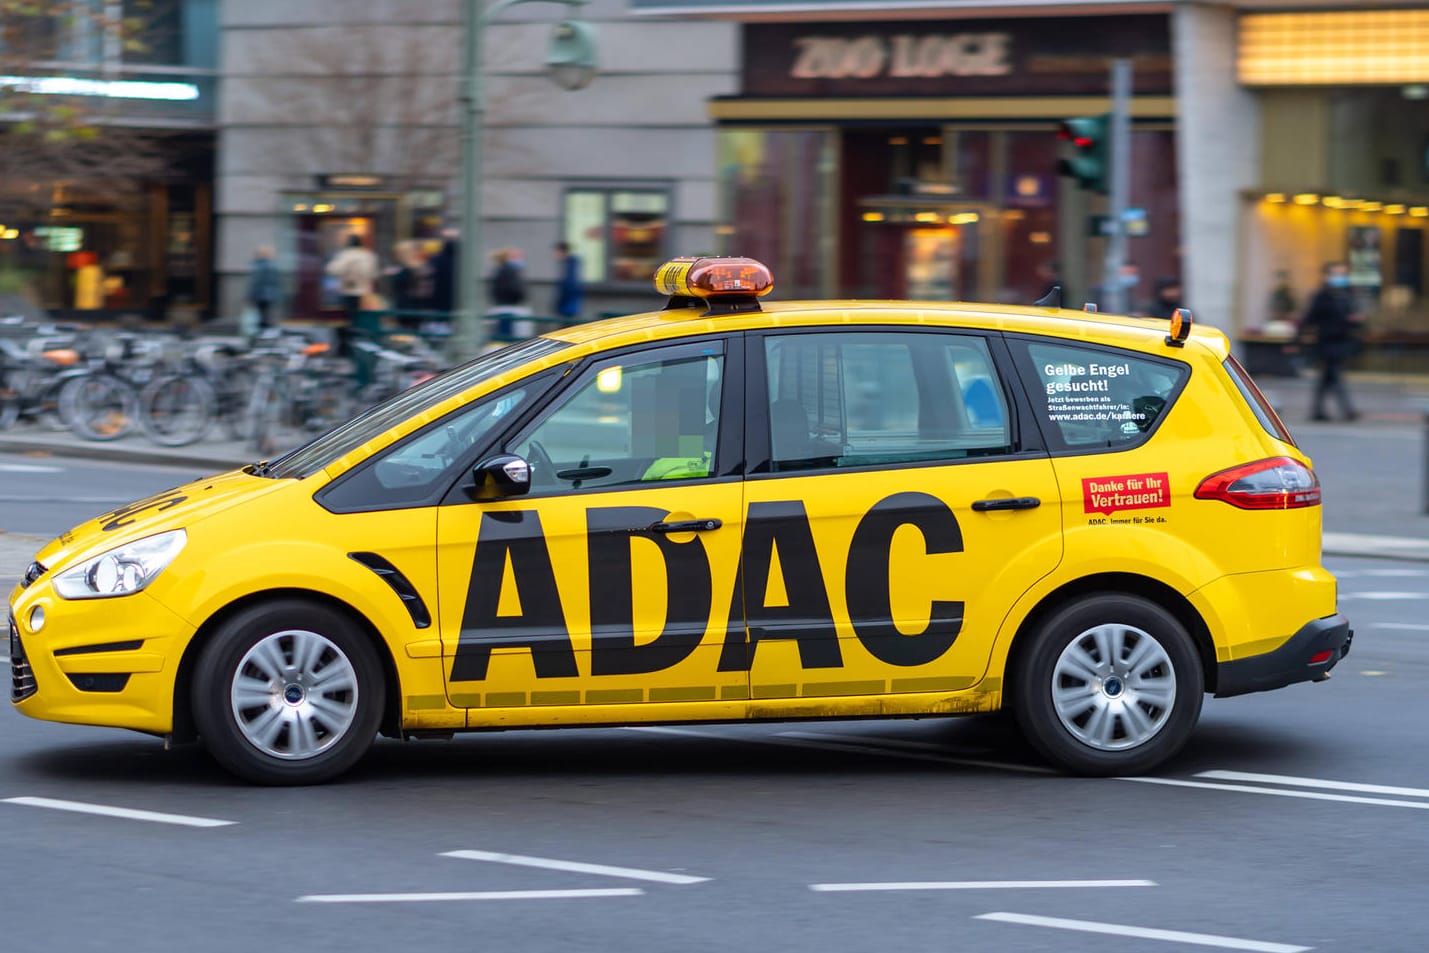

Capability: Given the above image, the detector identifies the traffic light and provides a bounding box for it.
[1057,114,1110,194]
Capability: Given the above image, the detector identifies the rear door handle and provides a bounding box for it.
[971,497,1041,512]
[649,518,723,533]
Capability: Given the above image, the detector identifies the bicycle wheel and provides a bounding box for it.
[139,374,216,446]
[218,365,260,441]
[59,373,139,441]
[246,374,285,456]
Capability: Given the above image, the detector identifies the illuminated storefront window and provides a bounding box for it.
[562,186,672,286]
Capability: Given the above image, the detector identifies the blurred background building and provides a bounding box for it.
[3,0,1428,370]
[0,0,218,325]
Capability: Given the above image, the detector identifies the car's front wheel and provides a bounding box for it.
[1012,594,1203,776]
[192,600,385,785]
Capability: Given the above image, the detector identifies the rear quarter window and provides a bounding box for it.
[1012,337,1189,452]
[1223,353,1296,446]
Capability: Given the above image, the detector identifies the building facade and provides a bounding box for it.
[7,0,1403,369]
[216,0,737,324]
[633,0,1429,370]
[0,0,219,323]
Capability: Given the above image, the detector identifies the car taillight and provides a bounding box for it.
[1194,457,1321,509]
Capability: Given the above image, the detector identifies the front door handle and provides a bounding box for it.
[649,518,723,533]
[971,496,1041,512]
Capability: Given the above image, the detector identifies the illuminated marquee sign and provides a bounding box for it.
[791,32,1011,80]
[741,17,1173,99]
[1238,10,1429,86]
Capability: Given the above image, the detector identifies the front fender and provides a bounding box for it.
[148,538,423,649]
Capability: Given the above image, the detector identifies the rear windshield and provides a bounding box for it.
[1224,354,1296,446]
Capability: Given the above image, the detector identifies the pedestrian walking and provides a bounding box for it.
[1299,261,1364,422]
[324,234,379,355]
[245,245,282,330]
[489,247,527,309]
[429,228,459,317]
[553,240,584,323]
[390,240,434,330]
[488,247,529,340]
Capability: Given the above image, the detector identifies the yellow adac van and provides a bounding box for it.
[9,257,1351,785]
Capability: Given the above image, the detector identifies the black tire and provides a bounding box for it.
[1012,594,1203,777]
[192,600,385,785]
[139,374,216,446]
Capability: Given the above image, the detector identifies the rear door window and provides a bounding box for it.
[761,330,1014,473]
[1012,338,1188,452]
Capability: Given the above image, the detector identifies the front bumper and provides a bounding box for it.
[1214,613,1352,698]
[9,588,193,734]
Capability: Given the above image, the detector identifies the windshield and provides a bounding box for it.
[264,337,571,479]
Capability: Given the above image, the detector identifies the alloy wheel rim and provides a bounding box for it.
[1051,623,1176,752]
[230,629,359,760]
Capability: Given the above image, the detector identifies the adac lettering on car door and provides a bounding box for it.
[435,340,748,708]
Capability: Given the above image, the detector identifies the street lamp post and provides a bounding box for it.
[451,0,597,364]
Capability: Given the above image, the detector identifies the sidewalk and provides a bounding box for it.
[3,370,1429,567]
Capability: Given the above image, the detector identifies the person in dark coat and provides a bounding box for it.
[246,245,282,328]
[428,230,459,316]
[390,240,434,330]
[553,241,583,323]
[488,247,527,309]
[1299,261,1363,421]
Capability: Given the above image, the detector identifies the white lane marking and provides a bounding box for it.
[811,879,1155,892]
[974,912,1311,952]
[297,888,642,904]
[441,849,708,885]
[1118,776,1429,810]
[3,796,236,828]
[778,730,993,755]
[1337,591,1429,601]
[632,725,1052,775]
[0,464,62,473]
[1199,770,1429,799]
[1370,622,1429,631]
[1334,567,1429,578]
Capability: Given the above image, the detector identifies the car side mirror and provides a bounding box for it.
[469,454,532,501]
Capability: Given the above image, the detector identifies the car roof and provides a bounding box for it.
[546,298,1230,360]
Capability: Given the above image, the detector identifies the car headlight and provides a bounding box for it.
[52,530,187,600]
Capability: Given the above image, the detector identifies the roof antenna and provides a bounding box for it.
[1033,285,1062,308]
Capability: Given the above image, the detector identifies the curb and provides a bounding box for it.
[0,437,252,472]
[1322,533,1429,563]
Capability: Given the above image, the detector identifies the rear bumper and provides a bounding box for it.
[1214,613,1352,698]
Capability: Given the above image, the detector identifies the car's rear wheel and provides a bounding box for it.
[1012,594,1203,776]
[192,600,384,785]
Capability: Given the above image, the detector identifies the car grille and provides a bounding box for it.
[9,615,36,702]
[22,560,46,589]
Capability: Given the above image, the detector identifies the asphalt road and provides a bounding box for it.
[4,457,1428,951]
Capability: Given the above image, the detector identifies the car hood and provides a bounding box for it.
[33,469,290,573]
